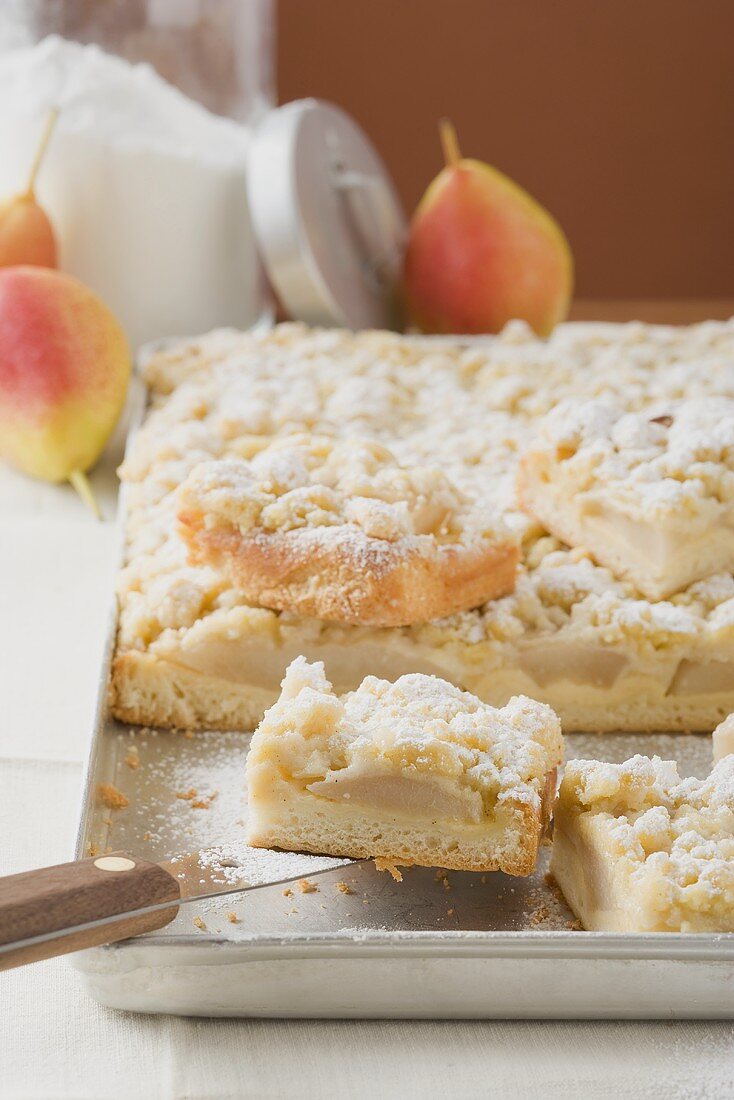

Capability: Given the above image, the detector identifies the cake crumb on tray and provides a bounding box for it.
[373,858,405,882]
[97,783,129,810]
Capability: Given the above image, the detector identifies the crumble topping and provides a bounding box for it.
[529,397,734,524]
[424,546,722,654]
[179,434,504,546]
[116,319,734,663]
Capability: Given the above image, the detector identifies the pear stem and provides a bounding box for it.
[25,106,59,198]
[69,469,102,521]
[439,118,462,168]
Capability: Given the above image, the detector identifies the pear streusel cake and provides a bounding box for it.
[550,753,734,931]
[178,435,518,627]
[246,657,562,874]
[111,318,734,733]
[519,397,734,601]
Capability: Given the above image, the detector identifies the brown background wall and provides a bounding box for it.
[278,0,734,301]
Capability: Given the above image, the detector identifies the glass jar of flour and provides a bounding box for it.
[0,1,406,346]
[0,0,275,347]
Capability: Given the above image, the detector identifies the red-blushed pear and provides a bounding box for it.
[0,108,59,269]
[0,266,130,516]
[403,121,573,336]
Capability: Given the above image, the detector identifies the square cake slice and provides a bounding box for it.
[551,754,734,932]
[246,657,562,875]
[178,434,519,628]
[518,397,734,600]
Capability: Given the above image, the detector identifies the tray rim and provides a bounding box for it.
[95,928,734,962]
[73,329,734,967]
[74,373,149,865]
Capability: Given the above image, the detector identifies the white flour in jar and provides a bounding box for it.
[0,35,267,347]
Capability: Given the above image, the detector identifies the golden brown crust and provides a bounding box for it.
[249,824,541,876]
[179,509,519,628]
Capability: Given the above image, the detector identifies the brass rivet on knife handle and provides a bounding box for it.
[93,855,137,872]
[0,852,181,971]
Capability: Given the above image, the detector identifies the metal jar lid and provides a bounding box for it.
[247,99,407,330]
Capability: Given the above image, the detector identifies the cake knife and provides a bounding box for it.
[0,849,358,971]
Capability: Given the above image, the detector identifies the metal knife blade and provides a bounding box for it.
[161,850,357,905]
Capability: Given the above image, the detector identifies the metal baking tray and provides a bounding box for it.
[72,371,734,1019]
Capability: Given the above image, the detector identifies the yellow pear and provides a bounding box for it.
[404,121,573,336]
[0,266,130,515]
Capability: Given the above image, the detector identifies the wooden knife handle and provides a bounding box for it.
[0,853,181,971]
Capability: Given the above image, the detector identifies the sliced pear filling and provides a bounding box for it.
[153,610,455,693]
[518,643,628,689]
[576,500,675,569]
[668,659,734,696]
[307,770,484,825]
[246,657,563,875]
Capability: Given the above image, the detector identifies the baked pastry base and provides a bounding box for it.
[248,787,552,876]
[181,510,519,628]
[178,437,519,626]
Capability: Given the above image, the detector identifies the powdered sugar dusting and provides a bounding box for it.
[179,433,507,546]
[85,725,717,941]
[194,843,347,887]
[118,319,734,666]
[532,397,734,522]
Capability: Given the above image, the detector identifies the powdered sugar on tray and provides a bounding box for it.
[83,725,720,943]
[193,843,347,888]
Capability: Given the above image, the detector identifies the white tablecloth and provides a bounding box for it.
[1,438,732,1100]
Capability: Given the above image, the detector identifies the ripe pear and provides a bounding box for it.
[0,109,58,269]
[404,121,573,336]
[0,266,130,516]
